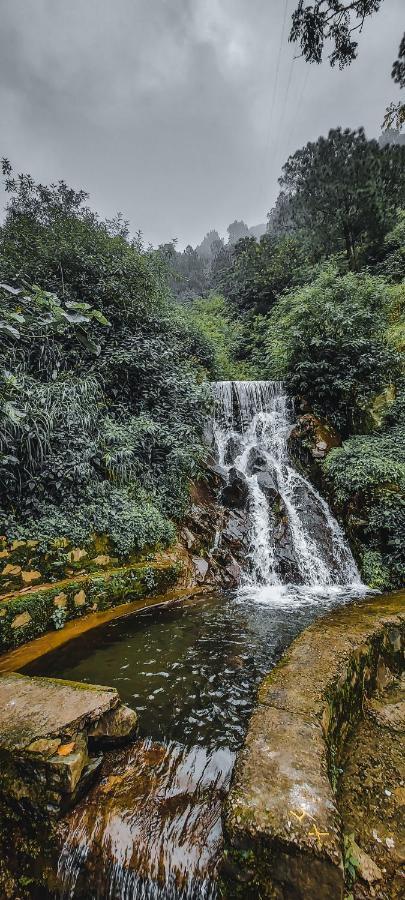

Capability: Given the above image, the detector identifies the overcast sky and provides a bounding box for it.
[0,0,403,247]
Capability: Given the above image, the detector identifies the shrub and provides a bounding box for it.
[266,267,400,434]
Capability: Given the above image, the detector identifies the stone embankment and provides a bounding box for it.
[0,673,138,816]
[223,591,405,899]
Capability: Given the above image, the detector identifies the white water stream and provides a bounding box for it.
[212,380,361,600]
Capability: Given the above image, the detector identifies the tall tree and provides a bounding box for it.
[227,220,250,245]
[279,127,405,267]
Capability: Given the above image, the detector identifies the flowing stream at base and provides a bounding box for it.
[25,381,364,899]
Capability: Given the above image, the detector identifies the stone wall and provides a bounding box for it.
[222,592,405,899]
[0,561,179,653]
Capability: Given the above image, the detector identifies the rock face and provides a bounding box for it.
[182,475,251,590]
[338,674,405,899]
[0,673,138,817]
[221,468,249,509]
[223,591,405,899]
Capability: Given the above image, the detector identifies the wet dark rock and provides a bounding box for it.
[273,517,303,584]
[221,468,249,509]
[206,460,228,484]
[224,435,242,466]
[224,557,242,586]
[256,470,278,503]
[221,509,249,550]
[246,447,268,475]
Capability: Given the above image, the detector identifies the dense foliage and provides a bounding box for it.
[279,128,405,266]
[289,1,383,68]
[0,165,214,556]
[266,268,401,433]
[190,125,404,588]
[324,386,405,589]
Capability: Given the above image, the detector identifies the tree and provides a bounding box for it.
[216,232,308,314]
[266,267,400,433]
[195,230,222,260]
[0,163,210,553]
[289,1,382,68]
[289,4,404,130]
[279,128,405,267]
[227,220,250,245]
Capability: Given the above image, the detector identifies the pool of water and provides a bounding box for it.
[23,586,364,899]
[24,586,361,750]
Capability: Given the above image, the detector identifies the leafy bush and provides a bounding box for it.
[266,267,400,434]
[185,294,252,379]
[324,397,405,589]
[0,166,209,555]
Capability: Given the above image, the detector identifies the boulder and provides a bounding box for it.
[256,471,278,503]
[221,468,249,509]
[224,435,242,466]
[192,557,209,582]
[246,447,268,475]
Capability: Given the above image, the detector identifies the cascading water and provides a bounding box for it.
[212,380,360,596]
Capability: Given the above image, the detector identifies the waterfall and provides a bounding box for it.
[212,380,360,593]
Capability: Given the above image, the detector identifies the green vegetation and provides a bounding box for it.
[185,294,252,380]
[190,128,405,590]
[0,163,215,558]
[1,123,404,591]
[266,268,401,434]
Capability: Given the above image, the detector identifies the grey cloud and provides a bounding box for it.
[0,0,403,247]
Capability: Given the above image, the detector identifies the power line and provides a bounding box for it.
[260,0,290,206]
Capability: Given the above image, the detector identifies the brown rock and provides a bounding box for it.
[69,548,88,563]
[92,554,110,566]
[21,569,41,584]
[2,564,22,577]
[53,592,67,608]
[89,704,138,746]
[11,611,31,629]
[73,589,86,607]
[349,839,383,884]
[26,738,61,758]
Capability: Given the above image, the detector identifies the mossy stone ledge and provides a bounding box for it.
[0,560,179,653]
[222,591,405,899]
[0,673,138,817]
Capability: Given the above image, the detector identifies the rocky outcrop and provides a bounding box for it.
[288,411,341,473]
[223,591,405,899]
[221,468,250,509]
[0,673,138,818]
[180,471,250,590]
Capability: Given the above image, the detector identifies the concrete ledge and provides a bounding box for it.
[223,591,405,899]
[0,673,138,817]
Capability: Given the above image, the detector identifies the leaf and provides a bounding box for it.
[0,322,20,339]
[60,310,91,324]
[65,300,92,310]
[75,328,101,355]
[4,402,26,425]
[91,310,111,326]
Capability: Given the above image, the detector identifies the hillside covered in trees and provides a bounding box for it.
[1,123,404,591]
